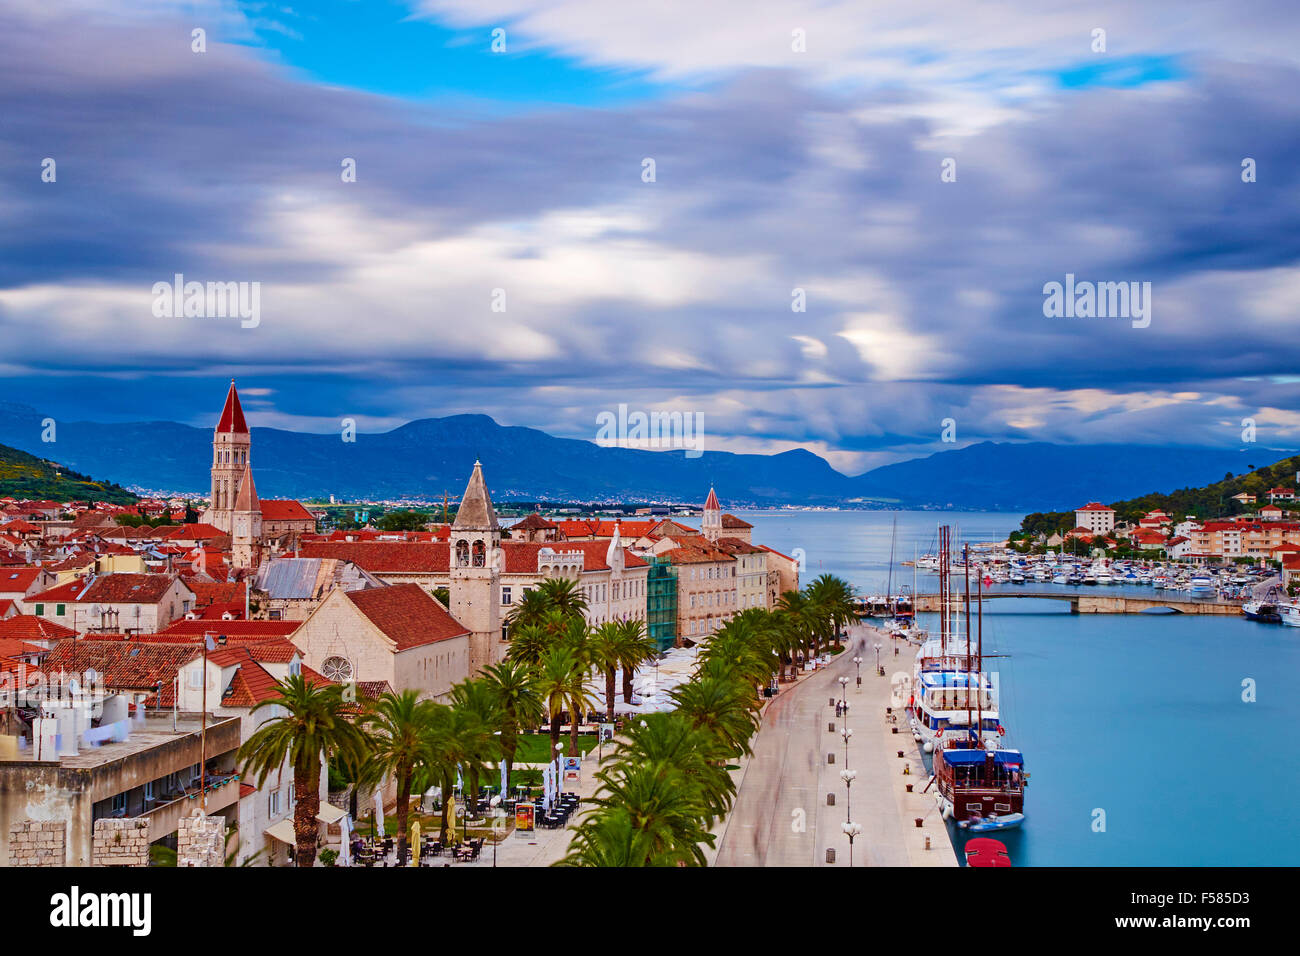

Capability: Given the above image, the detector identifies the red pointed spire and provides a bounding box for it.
[216,379,249,434]
[704,487,720,512]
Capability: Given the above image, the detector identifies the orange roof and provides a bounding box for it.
[345,584,469,651]
[0,615,79,641]
[159,619,300,638]
[0,567,45,593]
[260,500,315,522]
[1076,502,1115,512]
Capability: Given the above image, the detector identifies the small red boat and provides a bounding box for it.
[965,837,1011,867]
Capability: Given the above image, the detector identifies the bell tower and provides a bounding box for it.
[449,460,501,674]
[230,461,263,569]
[702,486,722,543]
[203,380,251,534]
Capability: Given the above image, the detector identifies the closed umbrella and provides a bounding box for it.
[410,820,421,867]
[500,760,508,797]
[373,789,384,837]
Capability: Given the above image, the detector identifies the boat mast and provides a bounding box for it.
[964,542,972,744]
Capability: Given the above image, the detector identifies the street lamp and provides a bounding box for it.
[852,656,863,689]
[841,820,863,867]
[837,675,849,714]
[839,768,857,821]
[874,642,882,675]
[840,725,853,768]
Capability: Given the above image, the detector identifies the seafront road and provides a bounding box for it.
[714,621,957,867]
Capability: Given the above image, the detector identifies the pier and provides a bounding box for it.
[910,589,1241,615]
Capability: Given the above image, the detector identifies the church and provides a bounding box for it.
[200,381,317,569]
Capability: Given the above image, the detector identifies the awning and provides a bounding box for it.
[265,819,297,845]
[316,802,346,826]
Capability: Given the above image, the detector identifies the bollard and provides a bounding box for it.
[896,750,904,758]
[891,727,898,734]
[828,722,835,733]
[826,848,837,864]
[925,836,931,850]
[829,698,836,708]
[914,818,923,828]
[828,753,835,764]
[826,793,835,806]
[885,707,892,714]
[905,783,913,793]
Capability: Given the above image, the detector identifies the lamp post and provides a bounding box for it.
[840,725,853,769]
[839,768,857,822]
[852,656,863,690]
[837,675,849,716]
[841,820,862,867]
[874,642,883,675]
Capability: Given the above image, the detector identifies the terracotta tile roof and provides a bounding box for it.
[0,637,47,659]
[163,524,227,541]
[758,544,797,563]
[299,542,449,573]
[81,573,188,605]
[720,513,752,529]
[345,584,469,651]
[260,500,315,522]
[1076,502,1115,511]
[187,578,246,606]
[158,619,301,638]
[0,567,45,593]
[511,513,559,531]
[43,639,196,691]
[0,615,79,641]
[704,488,720,511]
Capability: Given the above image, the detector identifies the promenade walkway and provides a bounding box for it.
[715,621,956,867]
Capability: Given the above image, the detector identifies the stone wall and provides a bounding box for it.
[176,810,224,867]
[92,818,150,866]
[8,820,66,866]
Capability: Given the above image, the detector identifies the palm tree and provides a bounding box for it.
[450,679,503,810]
[557,809,663,867]
[237,675,370,867]
[425,701,496,843]
[578,756,717,865]
[359,690,437,863]
[614,618,657,704]
[536,577,589,620]
[506,622,553,668]
[481,659,543,787]
[534,646,595,766]
[611,713,736,821]
[776,589,819,661]
[506,587,551,630]
[808,574,855,650]
[670,674,761,759]
[588,622,623,721]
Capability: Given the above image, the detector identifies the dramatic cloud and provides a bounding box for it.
[1,0,1299,472]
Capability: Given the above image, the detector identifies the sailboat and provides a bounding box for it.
[931,551,1027,832]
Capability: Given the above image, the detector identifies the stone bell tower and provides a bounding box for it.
[449,460,501,674]
[203,380,251,534]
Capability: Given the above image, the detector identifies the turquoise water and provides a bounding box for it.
[736,510,1300,866]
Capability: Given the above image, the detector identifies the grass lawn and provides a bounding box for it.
[511,733,603,763]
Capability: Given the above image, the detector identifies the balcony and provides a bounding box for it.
[137,773,240,837]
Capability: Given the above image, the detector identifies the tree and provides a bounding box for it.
[505,622,552,668]
[480,659,543,787]
[359,690,437,863]
[588,623,623,721]
[449,679,503,811]
[536,577,589,620]
[505,588,551,631]
[375,510,429,532]
[237,675,370,867]
[534,646,593,765]
[613,618,657,704]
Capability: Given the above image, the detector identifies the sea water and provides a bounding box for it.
[735,510,1300,866]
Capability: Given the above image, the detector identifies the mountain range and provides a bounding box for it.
[0,401,1282,511]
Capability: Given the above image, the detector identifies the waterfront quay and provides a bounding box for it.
[912,590,1240,615]
[715,621,956,867]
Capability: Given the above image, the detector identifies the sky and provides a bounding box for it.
[2,0,1300,475]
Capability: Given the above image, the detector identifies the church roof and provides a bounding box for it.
[216,380,249,434]
[452,461,499,531]
[233,463,259,511]
[704,487,720,511]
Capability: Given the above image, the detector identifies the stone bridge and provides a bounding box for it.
[911,590,1241,615]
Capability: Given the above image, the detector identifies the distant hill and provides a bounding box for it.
[1018,451,1300,534]
[0,402,1281,510]
[849,441,1271,512]
[0,442,138,505]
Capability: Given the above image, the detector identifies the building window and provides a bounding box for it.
[321,656,353,682]
[144,780,155,802]
[34,604,44,616]
[268,609,282,620]
[270,789,281,816]
[502,586,512,605]
[456,540,470,567]
[112,792,126,815]
[188,668,203,689]
[55,604,65,616]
